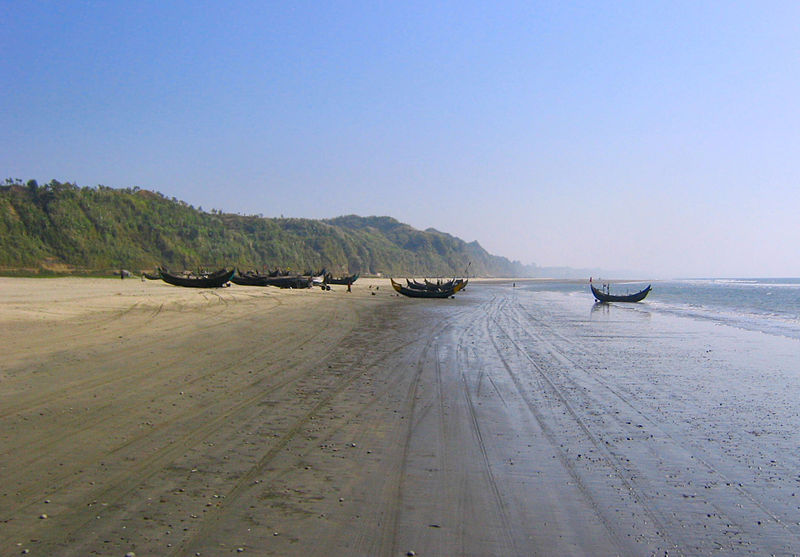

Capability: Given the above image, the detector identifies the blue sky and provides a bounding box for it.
[3,1,800,277]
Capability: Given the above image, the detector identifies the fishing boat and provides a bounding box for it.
[391,278,467,298]
[231,269,314,289]
[265,275,313,288]
[231,270,270,286]
[142,271,162,280]
[159,268,235,288]
[324,272,359,285]
[405,278,464,291]
[591,283,652,303]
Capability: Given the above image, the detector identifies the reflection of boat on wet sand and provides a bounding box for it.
[591,283,652,303]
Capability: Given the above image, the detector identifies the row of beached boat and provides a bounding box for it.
[148,266,471,299]
[147,268,359,289]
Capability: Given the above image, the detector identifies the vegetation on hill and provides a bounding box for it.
[0,179,537,277]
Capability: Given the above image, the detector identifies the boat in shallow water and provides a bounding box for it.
[591,283,652,303]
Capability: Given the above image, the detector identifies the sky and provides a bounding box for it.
[3,1,800,278]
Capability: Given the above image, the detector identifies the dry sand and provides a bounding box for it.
[2,277,800,556]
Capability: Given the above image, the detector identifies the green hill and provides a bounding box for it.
[0,179,537,277]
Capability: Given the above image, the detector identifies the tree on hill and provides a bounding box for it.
[0,180,538,277]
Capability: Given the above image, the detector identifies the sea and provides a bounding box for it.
[522,278,800,340]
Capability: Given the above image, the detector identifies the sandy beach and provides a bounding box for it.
[2,277,800,556]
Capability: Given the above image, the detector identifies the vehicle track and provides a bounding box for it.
[1,300,343,488]
[493,292,800,554]
[481,295,663,555]
[174,305,443,557]
[0,293,256,420]
[508,296,800,540]
[383,305,473,557]
[0,295,354,555]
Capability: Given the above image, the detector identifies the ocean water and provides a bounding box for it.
[521,278,800,340]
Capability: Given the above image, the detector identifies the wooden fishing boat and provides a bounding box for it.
[231,271,270,286]
[142,271,161,280]
[232,270,313,289]
[391,278,467,298]
[264,275,313,288]
[406,278,466,292]
[406,279,429,290]
[392,279,455,298]
[591,283,652,303]
[324,272,359,285]
[160,268,234,288]
[424,278,459,290]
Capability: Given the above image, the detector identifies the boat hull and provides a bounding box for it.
[231,270,313,288]
[324,273,359,285]
[391,278,466,298]
[160,268,234,288]
[591,284,652,303]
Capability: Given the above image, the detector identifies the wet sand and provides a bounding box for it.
[2,278,800,555]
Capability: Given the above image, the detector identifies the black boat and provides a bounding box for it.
[391,278,467,298]
[231,271,270,286]
[231,269,313,289]
[142,271,162,280]
[405,278,430,290]
[263,275,313,289]
[160,268,234,288]
[406,278,465,292]
[591,283,652,303]
[324,272,359,285]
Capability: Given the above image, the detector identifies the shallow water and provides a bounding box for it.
[525,278,800,339]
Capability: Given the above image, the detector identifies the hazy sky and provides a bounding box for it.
[3,1,800,278]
